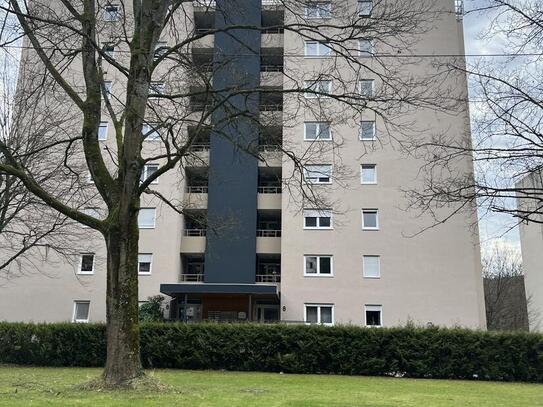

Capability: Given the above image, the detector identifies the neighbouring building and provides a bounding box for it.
[0,0,486,328]
[517,171,543,332]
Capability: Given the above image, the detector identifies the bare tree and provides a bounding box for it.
[0,0,453,386]
[482,244,529,331]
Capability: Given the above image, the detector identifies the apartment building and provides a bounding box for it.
[0,0,486,328]
[517,171,543,332]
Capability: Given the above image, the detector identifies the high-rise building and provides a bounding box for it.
[0,0,486,328]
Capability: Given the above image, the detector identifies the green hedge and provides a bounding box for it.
[1,322,542,382]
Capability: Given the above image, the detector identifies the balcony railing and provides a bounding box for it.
[188,143,210,152]
[180,273,204,282]
[184,228,207,236]
[186,186,209,193]
[256,274,281,283]
[190,103,211,112]
[261,27,284,34]
[261,65,283,72]
[258,186,281,194]
[259,144,281,152]
[260,104,283,111]
[257,229,281,237]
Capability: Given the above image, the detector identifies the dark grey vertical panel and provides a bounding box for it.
[204,0,261,284]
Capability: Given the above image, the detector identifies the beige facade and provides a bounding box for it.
[0,0,486,328]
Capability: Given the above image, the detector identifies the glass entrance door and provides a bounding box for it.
[256,304,279,323]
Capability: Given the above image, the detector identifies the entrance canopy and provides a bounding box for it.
[160,283,278,297]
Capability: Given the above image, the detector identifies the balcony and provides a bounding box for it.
[256,254,281,283]
[258,167,281,209]
[181,255,205,282]
[256,210,281,253]
[260,88,283,112]
[181,210,207,253]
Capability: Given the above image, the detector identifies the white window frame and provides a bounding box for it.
[359,38,375,57]
[154,41,168,60]
[304,304,334,325]
[304,255,334,277]
[103,81,113,100]
[304,80,332,98]
[359,79,374,97]
[142,123,161,141]
[303,209,333,229]
[138,208,156,229]
[141,164,159,184]
[363,255,381,279]
[73,301,90,323]
[362,209,379,230]
[78,253,95,275]
[358,0,373,17]
[365,304,383,327]
[304,41,332,58]
[138,253,153,275]
[149,81,165,96]
[103,44,115,59]
[304,164,332,184]
[304,121,332,141]
[359,120,376,141]
[98,121,108,141]
[304,2,332,19]
[360,164,377,184]
[104,4,120,21]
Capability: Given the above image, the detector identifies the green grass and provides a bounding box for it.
[0,366,542,406]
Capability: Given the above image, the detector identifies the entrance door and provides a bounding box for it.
[256,304,279,323]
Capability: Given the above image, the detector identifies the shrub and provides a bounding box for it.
[139,295,166,323]
[0,322,542,382]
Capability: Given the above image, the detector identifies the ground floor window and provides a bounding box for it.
[365,305,382,327]
[73,301,90,323]
[305,304,334,325]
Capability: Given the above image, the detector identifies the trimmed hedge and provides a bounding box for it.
[1,322,542,382]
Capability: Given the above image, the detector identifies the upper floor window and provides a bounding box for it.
[303,209,332,229]
[138,208,156,229]
[138,254,153,275]
[104,4,120,21]
[154,41,168,60]
[103,44,115,59]
[358,0,373,17]
[305,2,332,19]
[98,121,108,141]
[149,81,165,96]
[365,305,382,327]
[305,255,333,276]
[304,164,332,184]
[304,80,332,98]
[103,81,113,100]
[361,164,377,184]
[73,301,90,323]
[141,164,159,184]
[305,304,334,325]
[304,122,331,141]
[142,123,161,141]
[363,255,380,278]
[359,121,376,140]
[359,39,375,57]
[304,41,331,58]
[362,209,379,230]
[78,253,95,275]
[359,80,374,97]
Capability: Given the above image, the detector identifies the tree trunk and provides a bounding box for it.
[102,213,143,386]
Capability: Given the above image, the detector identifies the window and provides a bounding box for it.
[362,209,379,230]
[365,305,382,327]
[103,81,113,100]
[78,254,95,275]
[154,41,168,60]
[142,123,161,141]
[103,44,115,59]
[305,2,331,18]
[305,304,334,325]
[304,41,331,58]
[149,81,165,95]
[98,121,108,141]
[104,4,120,21]
[304,80,332,98]
[303,209,332,229]
[73,301,90,323]
[361,164,377,184]
[359,39,374,57]
[358,0,373,17]
[304,165,332,184]
[304,255,333,276]
[363,255,380,278]
[141,164,159,184]
[138,254,153,275]
[304,122,331,141]
[138,208,156,229]
[359,121,376,140]
[359,80,374,97]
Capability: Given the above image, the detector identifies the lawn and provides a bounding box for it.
[0,366,542,406]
